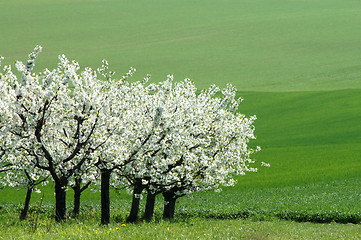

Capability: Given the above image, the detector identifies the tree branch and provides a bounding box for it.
[63,112,99,164]
[80,181,92,193]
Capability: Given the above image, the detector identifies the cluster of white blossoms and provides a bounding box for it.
[0,46,262,200]
[124,78,261,196]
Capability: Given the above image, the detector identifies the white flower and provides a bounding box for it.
[261,162,270,167]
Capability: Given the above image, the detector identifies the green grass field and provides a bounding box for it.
[1,0,361,238]
[1,0,361,91]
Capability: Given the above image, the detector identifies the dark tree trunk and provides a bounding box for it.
[72,178,91,217]
[19,186,33,220]
[162,191,177,220]
[101,169,111,225]
[55,180,68,222]
[72,183,81,217]
[142,189,156,221]
[127,180,144,223]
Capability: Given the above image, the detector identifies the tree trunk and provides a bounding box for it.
[72,178,91,218]
[19,186,33,220]
[162,191,177,220]
[142,189,156,221]
[72,183,81,217]
[101,169,111,225]
[55,180,67,222]
[127,180,144,223]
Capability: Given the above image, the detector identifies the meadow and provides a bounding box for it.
[1,0,361,238]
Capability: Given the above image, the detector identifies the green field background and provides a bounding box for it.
[1,0,361,218]
[1,0,361,91]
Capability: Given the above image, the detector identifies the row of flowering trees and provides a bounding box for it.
[0,46,262,224]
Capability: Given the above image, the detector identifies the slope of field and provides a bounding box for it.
[238,89,361,184]
[1,0,361,91]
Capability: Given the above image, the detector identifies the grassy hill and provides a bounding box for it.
[1,0,361,91]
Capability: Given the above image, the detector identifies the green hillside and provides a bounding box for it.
[238,89,361,185]
[1,0,361,91]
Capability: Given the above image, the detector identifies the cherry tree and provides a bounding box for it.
[122,77,261,220]
[110,76,262,221]
[0,50,50,219]
[91,67,164,224]
[0,47,119,221]
[152,81,261,219]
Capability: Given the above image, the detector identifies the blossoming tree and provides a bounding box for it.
[111,76,261,221]
[91,67,164,224]
[0,50,50,220]
[0,47,121,221]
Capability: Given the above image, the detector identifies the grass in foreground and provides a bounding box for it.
[1,216,361,240]
[1,176,360,229]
